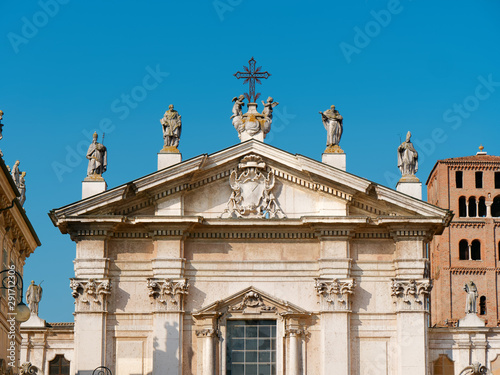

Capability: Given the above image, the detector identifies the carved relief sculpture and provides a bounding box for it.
[147,278,189,311]
[221,155,285,219]
[315,278,355,311]
[19,363,38,375]
[230,95,277,140]
[391,278,432,311]
[459,362,491,375]
[229,291,276,312]
[70,278,111,311]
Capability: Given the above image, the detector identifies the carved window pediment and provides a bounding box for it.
[193,286,309,319]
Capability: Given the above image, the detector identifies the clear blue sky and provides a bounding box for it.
[1,1,499,322]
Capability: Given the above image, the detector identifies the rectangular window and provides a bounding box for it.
[476,171,483,188]
[226,320,276,375]
[455,171,463,188]
[495,172,500,189]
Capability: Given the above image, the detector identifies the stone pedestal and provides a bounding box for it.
[458,313,486,327]
[21,314,46,328]
[82,177,107,199]
[396,179,422,200]
[158,150,182,170]
[322,152,346,171]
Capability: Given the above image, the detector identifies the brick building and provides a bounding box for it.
[427,147,500,327]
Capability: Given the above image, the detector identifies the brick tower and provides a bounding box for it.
[427,146,500,326]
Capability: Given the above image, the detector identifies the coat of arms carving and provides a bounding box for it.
[221,155,285,218]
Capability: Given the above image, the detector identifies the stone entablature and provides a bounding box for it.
[146,278,188,311]
[391,278,432,311]
[314,278,355,311]
[70,278,111,312]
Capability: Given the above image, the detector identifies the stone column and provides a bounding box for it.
[147,278,188,375]
[315,278,355,375]
[71,232,111,375]
[70,278,111,374]
[195,329,216,375]
[148,230,188,375]
[285,327,303,375]
[316,230,353,375]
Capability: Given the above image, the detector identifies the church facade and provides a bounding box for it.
[42,130,456,375]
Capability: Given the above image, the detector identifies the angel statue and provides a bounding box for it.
[261,97,279,135]
[231,95,245,135]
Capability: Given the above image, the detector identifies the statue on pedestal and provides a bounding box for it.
[0,110,4,141]
[26,280,43,316]
[397,131,418,177]
[464,280,478,314]
[320,105,343,153]
[86,132,107,177]
[160,104,182,151]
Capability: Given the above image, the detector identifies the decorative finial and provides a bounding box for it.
[479,144,484,152]
[476,144,487,155]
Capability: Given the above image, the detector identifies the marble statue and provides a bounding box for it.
[397,131,418,176]
[231,95,245,134]
[86,132,107,177]
[26,280,42,315]
[261,97,279,135]
[160,104,182,149]
[320,105,343,149]
[18,171,26,206]
[464,280,478,314]
[11,160,20,187]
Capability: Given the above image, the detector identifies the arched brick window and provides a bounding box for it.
[458,196,467,217]
[471,240,481,260]
[479,296,486,315]
[478,196,487,217]
[468,196,477,217]
[459,240,469,260]
[492,196,500,217]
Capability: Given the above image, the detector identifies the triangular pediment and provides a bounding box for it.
[193,286,309,318]
[50,140,451,233]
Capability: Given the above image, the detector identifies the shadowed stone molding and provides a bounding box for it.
[229,291,277,313]
[390,278,432,311]
[147,278,189,311]
[19,363,38,375]
[70,278,111,312]
[314,278,355,311]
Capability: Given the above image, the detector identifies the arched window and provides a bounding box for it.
[478,197,487,217]
[49,355,70,375]
[458,196,467,217]
[468,196,477,217]
[492,196,500,217]
[479,296,486,315]
[471,240,481,260]
[459,240,469,260]
[433,354,454,375]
